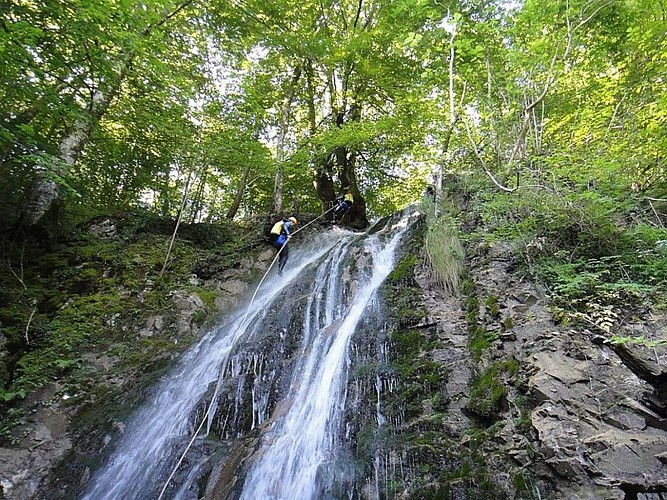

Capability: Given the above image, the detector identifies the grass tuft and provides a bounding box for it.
[422,198,465,294]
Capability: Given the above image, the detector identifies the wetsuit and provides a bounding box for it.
[269,219,294,273]
[333,193,353,223]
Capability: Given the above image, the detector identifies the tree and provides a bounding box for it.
[2,0,200,227]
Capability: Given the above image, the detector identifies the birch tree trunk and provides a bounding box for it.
[436,23,457,211]
[22,75,126,226]
[21,0,195,227]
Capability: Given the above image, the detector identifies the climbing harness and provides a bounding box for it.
[157,203,338,499]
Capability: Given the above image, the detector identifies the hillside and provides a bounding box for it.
[1,180,666,498]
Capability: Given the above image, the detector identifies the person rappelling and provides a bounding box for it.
[332,189,353,224]
[269,216,299,275]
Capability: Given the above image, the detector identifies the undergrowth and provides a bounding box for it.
[0,210,261,442]
[463,177,667,344]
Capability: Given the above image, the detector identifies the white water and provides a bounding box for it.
[83,212,413,499]
[82,232,343,500]
[240,216,410,500]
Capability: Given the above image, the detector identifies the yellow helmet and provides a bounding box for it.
[289,217,298,225]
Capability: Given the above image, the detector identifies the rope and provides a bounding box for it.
[291,204,337,236]
[156,204,337,499]
[241,204,336,322]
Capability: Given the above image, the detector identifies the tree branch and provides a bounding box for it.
[464,119,519,193]
[507,0,613,168]
[25,306,37,345]
[353,0,363,28]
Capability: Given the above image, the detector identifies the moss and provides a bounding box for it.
[465,360,519,424]
[195,288,219,308]
[462,276,498,359]
[0,407,24,443]
[514,394,534,434]
[503,357,520,376]
[354,423,377,461]
[511,469,545,498]
[484,295,500,318]
[0,210,268,447]
[469,326,496,357]
[392,329,426,359]
[192,309,207,326]
[351,362,379,378]
[502,316,514,330]
[383,252,428,328]
[386,357,446,421]
[387,253,419,284]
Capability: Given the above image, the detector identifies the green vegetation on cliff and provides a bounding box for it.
[0,211,267,442]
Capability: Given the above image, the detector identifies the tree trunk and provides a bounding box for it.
[306,60,337,214]
[226,162,251,220]
[314,158,337,211]
[436,24,457,212]
[272,66,302,215]
[332,106,368,229]
[189,167,209,223]
[21,0,196,227]
[160,167,194,278]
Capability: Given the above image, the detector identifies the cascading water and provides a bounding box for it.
[239,217,410,500]
[82,210,415,500]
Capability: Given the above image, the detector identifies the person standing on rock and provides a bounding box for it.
[269,216,298,275]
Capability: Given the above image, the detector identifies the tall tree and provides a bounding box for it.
[2,0,200,226]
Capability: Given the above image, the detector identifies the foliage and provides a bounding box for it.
[466,359,519,423]
[458,164,666,341]
[533,220,667,335]
[0,0,665,493]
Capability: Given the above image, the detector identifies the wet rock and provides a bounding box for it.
[0,411,72,500]
[170,290,206,334]
[499,331,516,341]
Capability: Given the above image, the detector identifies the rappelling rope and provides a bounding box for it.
[157,204,338,499]
[240,203,337,323]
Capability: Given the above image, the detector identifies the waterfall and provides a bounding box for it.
[239,217,409,500]
[82,210,414,500]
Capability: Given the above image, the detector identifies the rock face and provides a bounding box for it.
[0,236,276,500]
[0,385,71,500]
[324,217,667,499]
[457,241,667,498]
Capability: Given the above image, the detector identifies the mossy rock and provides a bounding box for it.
[464,360,519,424]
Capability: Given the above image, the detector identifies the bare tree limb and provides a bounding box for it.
[353,0,363,29]
[25,305,37,345]
[159,131,204,278]
[648,200,665,227]
[4,240,27,290]
[464,119,519,193]
[605,93,628,137]
[507,0,613,168]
